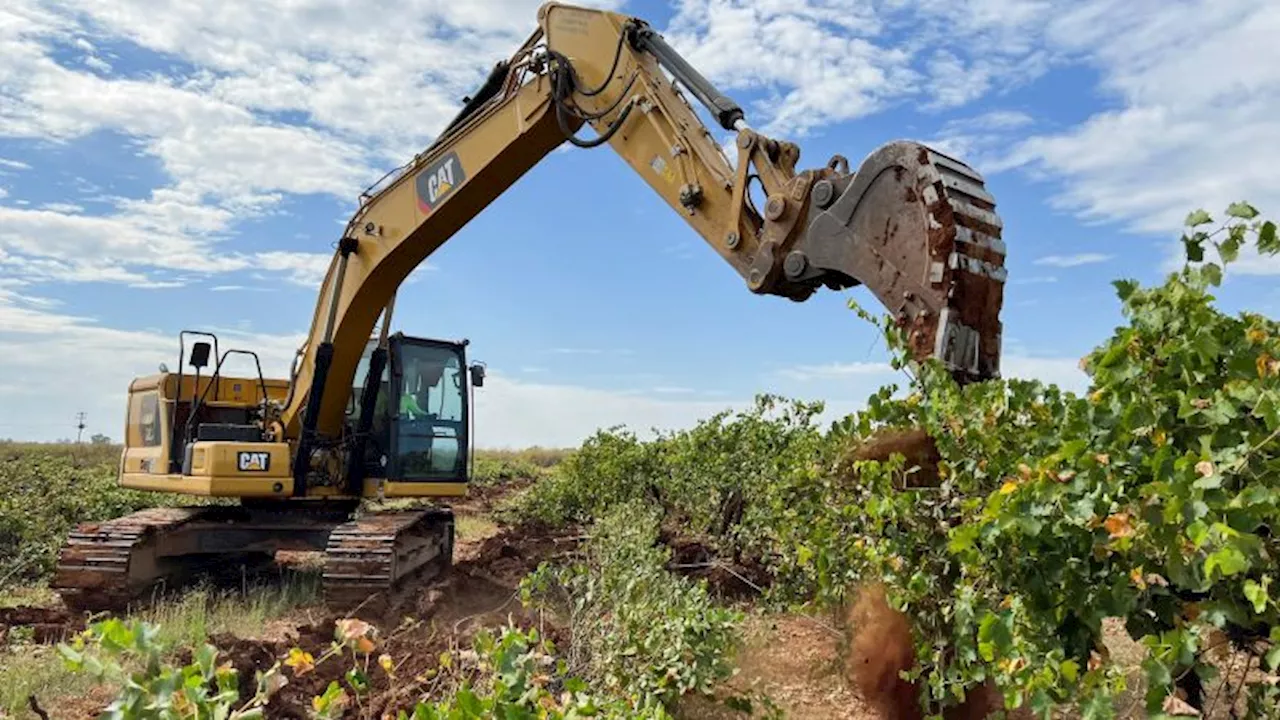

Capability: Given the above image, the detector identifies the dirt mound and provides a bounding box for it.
[0,605,82,643]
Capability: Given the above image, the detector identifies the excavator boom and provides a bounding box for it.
[281,2,1005,471]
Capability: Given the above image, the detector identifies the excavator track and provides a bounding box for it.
[322,507,455,618]
[52,507,208,614]
[52,503,356,615]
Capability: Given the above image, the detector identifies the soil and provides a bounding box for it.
[202,520,583,719]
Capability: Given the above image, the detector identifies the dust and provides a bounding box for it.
[846,585,1024,720]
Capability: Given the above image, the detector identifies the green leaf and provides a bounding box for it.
[1186,209,1213,227]
[796,544,813,567]
[1202,262,1223,287]
[1205,545,1250,579]
[977,611,1013,662]
[1060,659,1079,683]
[1226,202,1259,220]
[1267,645,1280,671]
[1218,231,1242,263]
[1244,579,1268,614]
[1183,234,1206,263]
[1260,221,1278,254]
[1113,279,1140,302]
[1256,393,1280,431]
[195,644,218,679]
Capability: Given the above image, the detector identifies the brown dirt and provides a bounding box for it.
[201,520,582,718]
[681,612,875,719]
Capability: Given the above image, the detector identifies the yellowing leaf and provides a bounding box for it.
[1104,513,1134,539]
[1095,454,1110,466]
[999,481,1019,495]
[1247,328,1268,344]
[379,654,394,675]
[1260,354,1277,378]
[1153,429,1167,447]
[1130,567,1147,590]
[285,648,315,676]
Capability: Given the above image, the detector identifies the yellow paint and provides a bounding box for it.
[373,480,468,498]
[121,473,293,498]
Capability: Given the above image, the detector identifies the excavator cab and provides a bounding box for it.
[348,333,483,485]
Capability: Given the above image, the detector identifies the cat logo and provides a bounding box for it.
[415,151,466,215]
[237,451,271,472]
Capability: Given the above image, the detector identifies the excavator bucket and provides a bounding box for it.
[791,141,1006,384]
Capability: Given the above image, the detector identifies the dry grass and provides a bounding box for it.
[0,643,110,719]
[0,571,319,717]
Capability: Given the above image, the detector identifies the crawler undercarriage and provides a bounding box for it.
[51,503,454,617]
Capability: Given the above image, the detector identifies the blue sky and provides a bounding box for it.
[1,0,1276,446]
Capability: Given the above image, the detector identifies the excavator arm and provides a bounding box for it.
[51,1,1009,616]
[277,1,1007,484]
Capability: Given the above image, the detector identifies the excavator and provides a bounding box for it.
[51,2,1007,616]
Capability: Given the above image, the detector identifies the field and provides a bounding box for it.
[0,206,1277,719]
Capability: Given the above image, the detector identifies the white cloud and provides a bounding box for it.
[38,202,83,213]
[0,0,620,289]
[985,0,1280,274]
[777,362,897,381]
[0,158,30,170]
[1012,275,1058,285]
[1002,354,1089,394]
[928,110,1036,168]
[663,0,1054,136]
[254,252,334,288]
[1033,253,1113,268]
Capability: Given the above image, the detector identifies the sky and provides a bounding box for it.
[0,0,1276,448]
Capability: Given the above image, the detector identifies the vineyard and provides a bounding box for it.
[0,204,1276,719]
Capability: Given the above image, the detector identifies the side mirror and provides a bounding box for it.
[469,363,486,388]
[189,341,211,370]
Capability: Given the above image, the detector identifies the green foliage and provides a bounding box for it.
[0,443,171,588]
[827,203,1280,717]
[508,396,834,562]
[521,502,744,710]
[510,203,1280,717]
[57,617,283,719]
[403,625,672,719]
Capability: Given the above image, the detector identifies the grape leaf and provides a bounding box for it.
[1186,209,1213,227]
[1226,201,1259,219]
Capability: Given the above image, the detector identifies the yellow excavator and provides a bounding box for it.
[52,2,1007,616]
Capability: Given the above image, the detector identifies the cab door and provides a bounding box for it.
[387,334,471,483]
